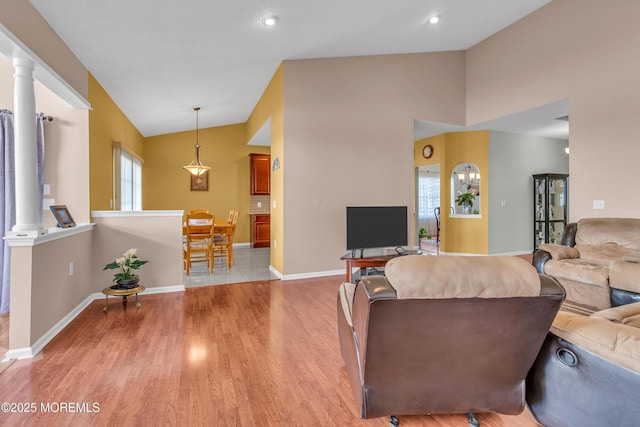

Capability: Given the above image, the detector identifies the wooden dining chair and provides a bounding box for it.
[189,209,209,214]
[214,210,239,268]
[226,209,236,224]
[183,212,214,275]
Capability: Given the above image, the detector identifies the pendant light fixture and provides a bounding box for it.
[183,107,211,176]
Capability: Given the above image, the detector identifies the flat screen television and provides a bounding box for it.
[346,206,408,252]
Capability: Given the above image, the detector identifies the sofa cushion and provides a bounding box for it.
[575,243,637,262]
[543,258,610,287]
[384,255,540,299]
[623,253,640,263]
[592,301,640,328]
[575,218,640,250]
[551,309,640,374]
[609,260,640,293]
[539,243,580,260]
[339,281,356,327]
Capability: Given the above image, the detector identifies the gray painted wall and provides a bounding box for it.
[488,131,569,254]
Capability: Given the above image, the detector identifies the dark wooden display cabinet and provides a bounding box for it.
[533,173,568,251]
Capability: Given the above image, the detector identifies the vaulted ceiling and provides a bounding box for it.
[29,1,561,139]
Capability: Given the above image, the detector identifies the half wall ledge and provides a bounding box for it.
[4,223,95,247]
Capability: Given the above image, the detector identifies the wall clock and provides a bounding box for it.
[422,144,434,159]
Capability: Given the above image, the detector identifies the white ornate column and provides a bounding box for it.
[11,57,45,236]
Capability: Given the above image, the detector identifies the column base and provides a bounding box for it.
[6,228,48,238]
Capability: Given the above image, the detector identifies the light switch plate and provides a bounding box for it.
[43,198,55,210]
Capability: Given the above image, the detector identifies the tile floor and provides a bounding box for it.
[183,246,280,287]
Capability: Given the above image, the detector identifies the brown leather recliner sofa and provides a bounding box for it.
[528,218,640,426]
[533,217,640,310]
[526,303,640,426]
[337,255,564,426]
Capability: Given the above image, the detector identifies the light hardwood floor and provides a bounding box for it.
[0,277,541,426]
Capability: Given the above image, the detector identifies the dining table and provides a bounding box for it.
[183,219,233,236]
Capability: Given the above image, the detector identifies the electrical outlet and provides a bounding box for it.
[257,202,262,208]
[69,262,74,276]
[593,200,605,210]
[273,200,277,208]
[43,184,51,195]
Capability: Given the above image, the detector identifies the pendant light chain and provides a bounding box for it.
[183,106,211,176]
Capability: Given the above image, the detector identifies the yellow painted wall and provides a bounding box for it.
[414,131,489,254]
[414,134,445,169]
[142,123,269,244]
[88,74,144,211]
[246,64,283,273]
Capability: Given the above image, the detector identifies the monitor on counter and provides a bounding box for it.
[346,206,407,251]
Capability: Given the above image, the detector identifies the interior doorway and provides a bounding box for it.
[415,165,440,254]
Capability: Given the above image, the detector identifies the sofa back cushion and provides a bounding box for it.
[384,255,540,299]
[576,218,640,250]
[575,243,637,262]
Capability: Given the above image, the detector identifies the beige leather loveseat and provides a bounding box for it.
[533,218,640,310]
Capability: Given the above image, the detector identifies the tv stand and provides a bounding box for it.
[340,248,420,282]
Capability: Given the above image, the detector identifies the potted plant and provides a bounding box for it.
[419,227,426,239]
[104,248,149,289]
[455,191,475,214]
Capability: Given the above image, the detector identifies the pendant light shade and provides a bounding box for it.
[183,107,211,176]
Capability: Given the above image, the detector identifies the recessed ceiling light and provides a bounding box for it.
[262,16,278,27]
[428,15,440,24]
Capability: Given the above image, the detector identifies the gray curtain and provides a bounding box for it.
[36,113,45,220]
[0,110,15,314]
[0,111,45,314]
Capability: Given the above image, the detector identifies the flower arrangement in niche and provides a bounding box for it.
[104,248,149,286]
[455,191,476,214]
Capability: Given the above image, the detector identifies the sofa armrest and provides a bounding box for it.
[551,310,640,374]
[539,243,580,260]
[358,275,397,301]
[560,222,578,246]
[533,243,580,274]
[532,249,552,274]
[539,274,565,297]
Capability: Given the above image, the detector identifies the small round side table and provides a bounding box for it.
[101,285,145,312]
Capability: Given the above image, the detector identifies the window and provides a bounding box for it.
[113,143,143,211]
[416,167,440,238]
[417,169,439,219]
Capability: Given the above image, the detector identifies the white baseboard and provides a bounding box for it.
[268,265,282,279]
[142,284,186,294]
[2,284,185,362]
[437,250,532,257]
[3,347,34,361]
[281,268,344,281]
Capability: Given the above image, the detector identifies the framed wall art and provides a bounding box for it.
[190,171,209,191]
[50,205,76,228]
